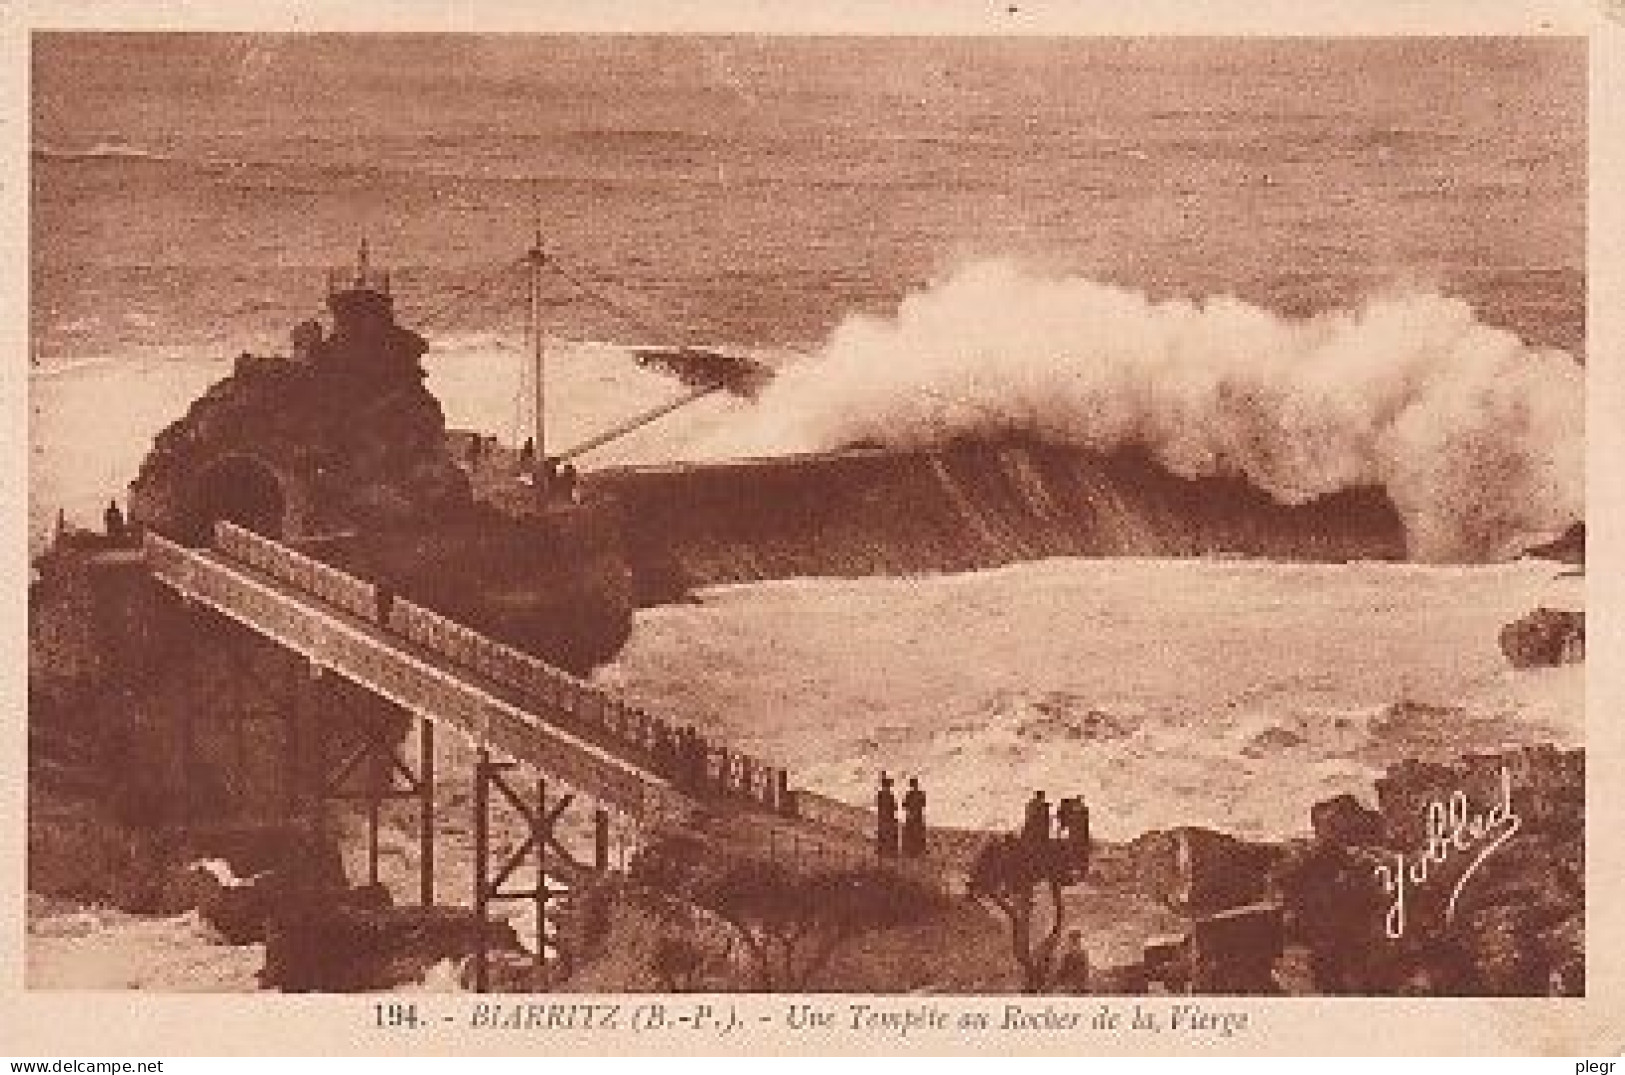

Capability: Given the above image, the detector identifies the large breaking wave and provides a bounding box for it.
[596,443,1406,597]
[708,262,1584,563]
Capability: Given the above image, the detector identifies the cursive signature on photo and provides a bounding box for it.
[1375,766,1521,939]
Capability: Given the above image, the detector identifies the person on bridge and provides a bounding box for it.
[876,772,900,859]
[653,723,679,778]
[1022,790,1052,849]
[679,725,707,790]
[559,462,581,504]
[103,499,126,540]
[901,777,927,857]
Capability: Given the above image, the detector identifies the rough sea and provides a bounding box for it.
[30,35,1585,541]
[27,35,1586,988]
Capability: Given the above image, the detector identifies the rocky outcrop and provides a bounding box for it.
[1499,607,1584,668]
[1521,522,1584,566]
[1277,745,1583,996]
[29,274,642,926]
[315,508,635,676]
[117,277,635,671]
[1126,827,1282,917]
[129,285,470,544]
[1084,746,1586,997]
[260,885,523,992]
[1110,828,1287,993]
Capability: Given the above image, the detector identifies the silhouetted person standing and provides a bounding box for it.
[1054,929,1091,993]
[103,499,126,540]
[1057,796,1090,845]
[1022,790,1052,849]
[876,773,900,859]
[559,462,580,503]
[901,777,927,857]
[1056,796,1094,882]
[677,726,704,790]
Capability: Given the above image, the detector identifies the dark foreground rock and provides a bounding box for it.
[186,851,353,947]
[1499,606,1584,668]
[261,886,523,992]
[1080,745,1586,997]
[1277,745,1583,996]
[1125,826,1282,917]
[1521,522,1585,566]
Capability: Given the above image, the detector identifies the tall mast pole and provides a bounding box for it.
[526,221,546,495]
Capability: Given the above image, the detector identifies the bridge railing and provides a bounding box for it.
[148,531,690,824]
[145,528,198,589]
[152,530,962,884]
[792,787,876,836]
[205,522,795,817]
[387,597,641,750]
[215,521,380,623]
[384,593,793,812]
[704,817,950,895]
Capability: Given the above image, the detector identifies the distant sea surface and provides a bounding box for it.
[29,36,1585,550]
[32,35,1583,362]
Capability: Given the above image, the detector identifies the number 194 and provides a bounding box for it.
[375,1002,421,1029]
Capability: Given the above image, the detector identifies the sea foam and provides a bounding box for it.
[712,261,1584,562]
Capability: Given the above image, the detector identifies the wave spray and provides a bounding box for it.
[715,262,1583,562]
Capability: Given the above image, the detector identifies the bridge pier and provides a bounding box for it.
[146,529,741,992]
[282,661,327,846]
[594,806,610,872]
[472,748,595,992]
[311,688,432,899]
[418,720,435,907]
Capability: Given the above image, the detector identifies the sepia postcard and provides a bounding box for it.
[3,0,1623,1058]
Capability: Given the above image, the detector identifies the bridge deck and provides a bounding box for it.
[145,530,965,889]
[146,533,691,825]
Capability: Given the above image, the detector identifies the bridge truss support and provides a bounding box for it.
[144,532,683,993]
[306,670,437,905]
[470,750,612,992]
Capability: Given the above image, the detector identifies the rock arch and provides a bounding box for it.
[173,453,300,545]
